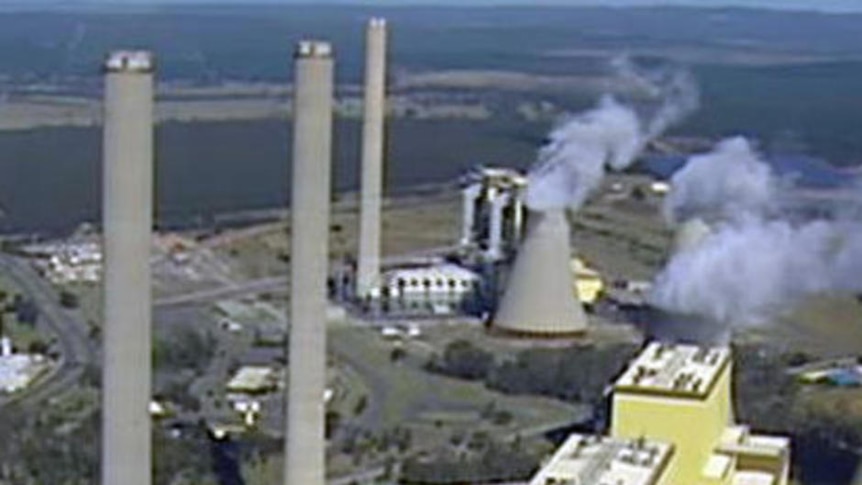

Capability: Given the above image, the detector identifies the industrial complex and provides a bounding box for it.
[6,12,850,485]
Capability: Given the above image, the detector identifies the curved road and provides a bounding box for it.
[0,254,95,408]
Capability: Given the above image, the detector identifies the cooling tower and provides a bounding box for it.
[285,40,333,485]
[356,18,388,298]
[672,217,713,254]
[101,50,154,485]
[492,210,588,336]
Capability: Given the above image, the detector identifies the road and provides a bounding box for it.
[155,276,288,307]
[0,254,95,408]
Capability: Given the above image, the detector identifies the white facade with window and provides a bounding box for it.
[381,264,480,302]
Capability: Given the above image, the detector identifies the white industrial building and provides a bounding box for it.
[383,264,479,297]
[0,337,49,394]
[374,263,482,314]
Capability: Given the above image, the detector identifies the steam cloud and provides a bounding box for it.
[652,217,838,324]
[662,137,777,224]
[651,137,862,325]
[525,58,699,211]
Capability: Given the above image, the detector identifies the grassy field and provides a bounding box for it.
[329,326,582,434]
[217,190,462,281]
[797,386,862,426]
[742,295,862,358]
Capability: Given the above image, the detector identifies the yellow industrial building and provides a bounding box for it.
[531,342,791,485]
[571,257,604,305]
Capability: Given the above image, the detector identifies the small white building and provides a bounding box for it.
[382,264,480,300]
[373,263,482,315]
[650,180,671,195]
[226,366,279,395]
[0,340,49,394]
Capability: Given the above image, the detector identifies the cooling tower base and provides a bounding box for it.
[486,322,588,340]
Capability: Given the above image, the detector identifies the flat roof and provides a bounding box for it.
[703,453,734,480]
[614,342,730,398]
[226,366,277,393]
[471,166,527,187]
[384,264,480,284]
[732,471,776,485]
[530,434,673,485]
[718,430,791,460]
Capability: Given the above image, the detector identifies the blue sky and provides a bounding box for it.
[16,0,862,11]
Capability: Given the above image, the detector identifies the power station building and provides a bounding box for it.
[460,167,527,263]
[377,263,481,314]
[531,342,792,485]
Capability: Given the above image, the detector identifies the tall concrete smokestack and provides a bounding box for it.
[492,210,587,336]
[101,50,154,485]
[356,18,388,298]
[285,40,334,485]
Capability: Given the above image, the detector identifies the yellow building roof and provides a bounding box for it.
[614,342,731,398]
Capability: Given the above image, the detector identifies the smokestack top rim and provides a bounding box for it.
[103,50,155,73]
[369,17,387,28]
[295,40,333,59]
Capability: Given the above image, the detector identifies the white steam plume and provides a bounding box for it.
[651,218,838,324]
[662,137,778,224]
[525,58,699,212]
[613,56,700,140]
[832,225,862,292]
[651,136,862,325]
